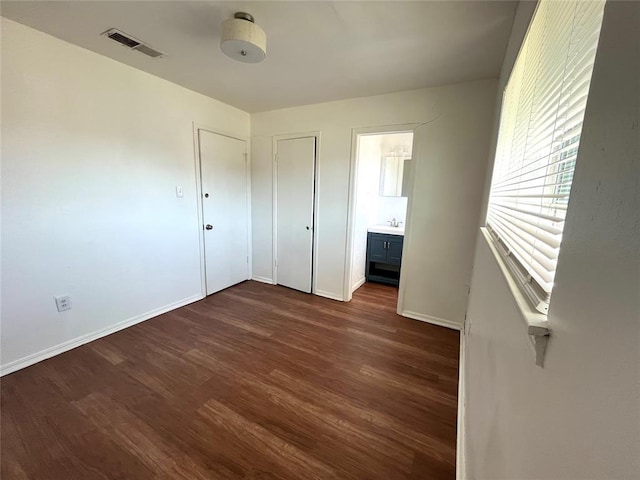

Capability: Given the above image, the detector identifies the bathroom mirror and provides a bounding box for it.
[380,156,412,197]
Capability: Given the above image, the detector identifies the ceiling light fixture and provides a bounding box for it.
[220,12,266,64]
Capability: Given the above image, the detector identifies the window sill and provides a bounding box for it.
[480,227,551,367]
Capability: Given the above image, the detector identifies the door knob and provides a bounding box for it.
[205,224,213,230]
[306,226,310,230]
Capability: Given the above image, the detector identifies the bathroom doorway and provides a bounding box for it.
[344,126,416,303]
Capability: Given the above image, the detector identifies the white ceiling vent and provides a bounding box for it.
[102,28,163,58]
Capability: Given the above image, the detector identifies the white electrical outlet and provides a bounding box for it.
[175,185,184,198]
[54,295,72,312]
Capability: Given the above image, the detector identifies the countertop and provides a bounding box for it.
[368,225,404,236]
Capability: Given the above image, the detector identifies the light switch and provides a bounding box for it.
[176,185,184,198]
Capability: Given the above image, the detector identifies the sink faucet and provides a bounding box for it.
[387,218,403,228]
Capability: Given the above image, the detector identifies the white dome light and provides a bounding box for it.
[220,12,267,64]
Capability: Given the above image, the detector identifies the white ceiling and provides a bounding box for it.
[0,1,517,113]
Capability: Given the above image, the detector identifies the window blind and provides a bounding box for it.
[487,0,605,314]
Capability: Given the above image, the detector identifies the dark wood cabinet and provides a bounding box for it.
[368,234,389,262]
[365,232,403,286]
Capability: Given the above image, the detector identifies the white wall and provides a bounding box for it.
[0,18,250,373]
[463,2,640,478]
[351,134,382,291]
[376,197,407,227]
[400,85,496,327]
[251,80,497,327]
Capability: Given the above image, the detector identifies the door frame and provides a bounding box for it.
[272,131,321,293]
[192,122,251,298]
[343,123,420,304]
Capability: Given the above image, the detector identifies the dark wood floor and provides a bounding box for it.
[1,281,460,479]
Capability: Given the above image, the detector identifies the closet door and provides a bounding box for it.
[199,130,249,295]
[276,136,316,293]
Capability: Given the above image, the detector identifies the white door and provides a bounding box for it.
[276,136,316,293]
[199,130,249,295]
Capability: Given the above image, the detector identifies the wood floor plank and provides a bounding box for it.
[199,398,338,480]
[72,393,215,480]
[1,281,459,479]
[267,369,455,466]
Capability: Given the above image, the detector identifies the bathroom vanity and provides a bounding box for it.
[365,226,404,287]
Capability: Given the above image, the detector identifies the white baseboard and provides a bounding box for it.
[351,276,366,293]
[251,276,274,284]
[456,328,467,479]
[0,294,203,377]
[400,310,462,331]
[314,289,345,302]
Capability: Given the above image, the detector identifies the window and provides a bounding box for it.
[486,0,606,315]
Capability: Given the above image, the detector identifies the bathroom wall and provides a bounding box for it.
[351,135,382,290]
[376,132,413,227]
[377,197,408,226]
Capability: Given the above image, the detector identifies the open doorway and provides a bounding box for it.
[344,127,416,303]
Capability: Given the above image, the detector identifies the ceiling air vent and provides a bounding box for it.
[102,28,164,58]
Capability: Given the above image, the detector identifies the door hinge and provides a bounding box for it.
[275,154,279,163]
